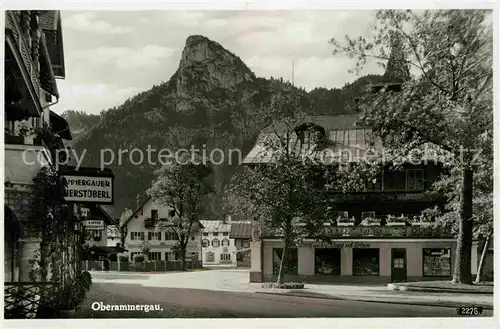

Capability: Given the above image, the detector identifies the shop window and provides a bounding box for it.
[272,248,298,275]
[212,238,220,247]
[222,238,230,247]
[206,251,215,262]
[202,239,210,247]
[353,248,379,276]
[221,253,231,261]
[406,169,424,191]
[315,248,341,275]
[423,248,451,277]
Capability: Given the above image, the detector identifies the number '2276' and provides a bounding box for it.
[456,307,483,316]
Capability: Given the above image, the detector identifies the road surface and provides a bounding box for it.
[73,282,493,318]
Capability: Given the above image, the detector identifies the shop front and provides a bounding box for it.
[252,239,457,283]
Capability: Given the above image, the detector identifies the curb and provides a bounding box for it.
[389,285,493,295]
[254,291,494,310]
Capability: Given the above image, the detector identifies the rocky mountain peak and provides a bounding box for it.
[175,35,256,110]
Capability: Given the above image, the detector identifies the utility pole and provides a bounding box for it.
[292,58,295,86]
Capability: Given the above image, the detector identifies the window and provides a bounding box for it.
[164,231,177,241]
[406,169,424,191]
[366,174,382,191]
[130,232,143,241]
[205,252,215,262]
[353,248,379,276]
[91,230,103,241]
[242,240,250,248]
[222,239,230,247]
[272,248,298,275]
[213,232,219,237]
[423,248,451,277]
[220,253,231,261]
[148,232,161,240]
[151,209,158,221]
[222,232,229,236]
[202,233,209,236]
[315,248,341,275]
[130,252,142,260]
[202,239,210,247]
[211,238,220,247]
[148,252,161,261]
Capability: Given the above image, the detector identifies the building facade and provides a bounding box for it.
[244,113,488,283]
[4,10,71,284]
[200,220,236,266]
[121,197,202,262]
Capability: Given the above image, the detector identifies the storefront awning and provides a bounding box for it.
[49,110,72,140]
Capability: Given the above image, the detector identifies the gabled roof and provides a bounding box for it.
[121,197,152,228]
[121,197,205,230]
[199,220,231,233]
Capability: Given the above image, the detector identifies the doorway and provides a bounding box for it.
[391,248,407,282]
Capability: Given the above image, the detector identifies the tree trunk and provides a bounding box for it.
[452,168,473,284]
[276,238,289,285]
[475,232,492,284]
[180,245,187,271]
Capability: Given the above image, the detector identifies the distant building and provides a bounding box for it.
[229,220,252,267]
[200,219,236,266]
[121,197,202,262]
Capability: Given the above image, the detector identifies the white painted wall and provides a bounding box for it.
[124,199,202,261]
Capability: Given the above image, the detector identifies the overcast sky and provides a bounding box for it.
[52,10,384,115]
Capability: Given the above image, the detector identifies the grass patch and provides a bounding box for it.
[261,282,305,289]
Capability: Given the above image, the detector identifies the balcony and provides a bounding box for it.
[144,219,155,228]
[329,191,435,202]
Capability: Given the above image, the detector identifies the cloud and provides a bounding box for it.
[52,81,144,114]
[64,12,134,34]
[73,45,178,69]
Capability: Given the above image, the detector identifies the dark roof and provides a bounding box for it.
[90,205,114,225]
[261,114,361,135]
[39,11,59,30]
[229,223,253,239]
[121,197,152,228]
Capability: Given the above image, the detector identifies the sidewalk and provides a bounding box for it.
[255,284,494,310]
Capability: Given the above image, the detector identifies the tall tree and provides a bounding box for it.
[227,93,331,284]
[331,9,493,283]
[147,154,213,270]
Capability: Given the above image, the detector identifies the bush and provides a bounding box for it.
[261,282,305,289]
[119,255,129,262]
[79,271,92,290]
[134,255,145,262]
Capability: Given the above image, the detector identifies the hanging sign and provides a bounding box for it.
[83,220,104,230]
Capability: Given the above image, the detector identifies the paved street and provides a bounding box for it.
[76,282,493,318]
[78,269,493,318]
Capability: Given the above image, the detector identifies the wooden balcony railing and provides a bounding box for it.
[329,191,435,202]
[260,224,452,239]
[5,11,41,103]
[4,281,59,319]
